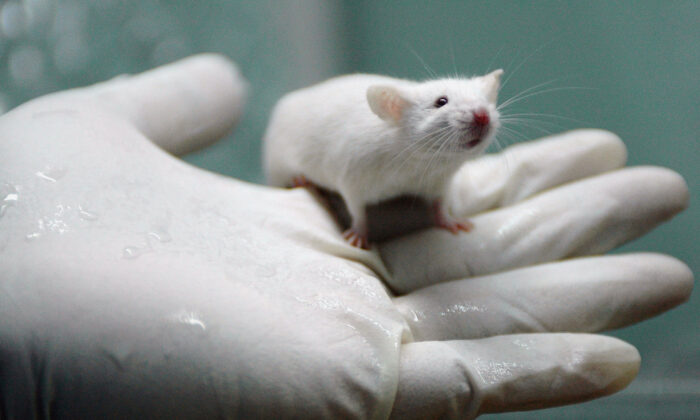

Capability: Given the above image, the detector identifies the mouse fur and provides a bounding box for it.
[263,70,503,248]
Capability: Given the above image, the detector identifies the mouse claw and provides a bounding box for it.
[291,175,314,189]
[442,219,474,233]
[342,228,370,249]
[433,201,473,234]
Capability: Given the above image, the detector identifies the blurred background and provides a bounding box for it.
[1,0,697,417]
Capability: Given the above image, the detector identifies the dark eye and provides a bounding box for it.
[434,96,448,108]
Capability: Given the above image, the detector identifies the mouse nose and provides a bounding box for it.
[472,109,490,127]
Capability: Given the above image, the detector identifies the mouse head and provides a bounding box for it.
[367,69,502,155]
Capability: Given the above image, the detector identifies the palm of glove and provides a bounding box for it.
[0,55,691,419]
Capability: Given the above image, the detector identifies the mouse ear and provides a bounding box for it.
[367,85,409,123]
[483,69,503,104]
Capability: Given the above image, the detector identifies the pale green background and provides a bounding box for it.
[1,0,697,418]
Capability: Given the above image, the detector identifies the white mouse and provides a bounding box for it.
[263,69,503,248]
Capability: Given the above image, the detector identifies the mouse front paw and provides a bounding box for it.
[433,200,473,234]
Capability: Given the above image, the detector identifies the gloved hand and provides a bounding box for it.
[0,54,692,419]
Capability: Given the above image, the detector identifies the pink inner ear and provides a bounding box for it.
[367,85,405,122]
[385,93,403,121]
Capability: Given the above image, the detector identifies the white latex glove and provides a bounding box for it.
[0,55,693,419]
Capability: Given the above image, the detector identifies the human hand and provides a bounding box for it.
[0,55,692,419]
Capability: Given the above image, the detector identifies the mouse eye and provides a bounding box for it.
[434,96,448,108]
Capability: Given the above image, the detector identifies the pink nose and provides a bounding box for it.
[472,109,490,126]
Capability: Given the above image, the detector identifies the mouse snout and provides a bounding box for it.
[459,108,491,149]
[454,107,494,149]
[471,109,490,127]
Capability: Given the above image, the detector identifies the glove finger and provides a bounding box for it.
[448,129,627,216]
[380,166,688,293]
[85,53,247,155]
[394,253,693,341]
[391,334,640,419]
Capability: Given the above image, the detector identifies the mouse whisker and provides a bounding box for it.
[499,37,558,92]
[495,125,532,146]
[383,132,443,175]
[500,112,588,125]
[497,78,562,110]
[416,129,455,193]
[499,86,596,111]
[500,117,558,136]
[394,127,452,170]
[384,125,454,172]
[393,126,456,190]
